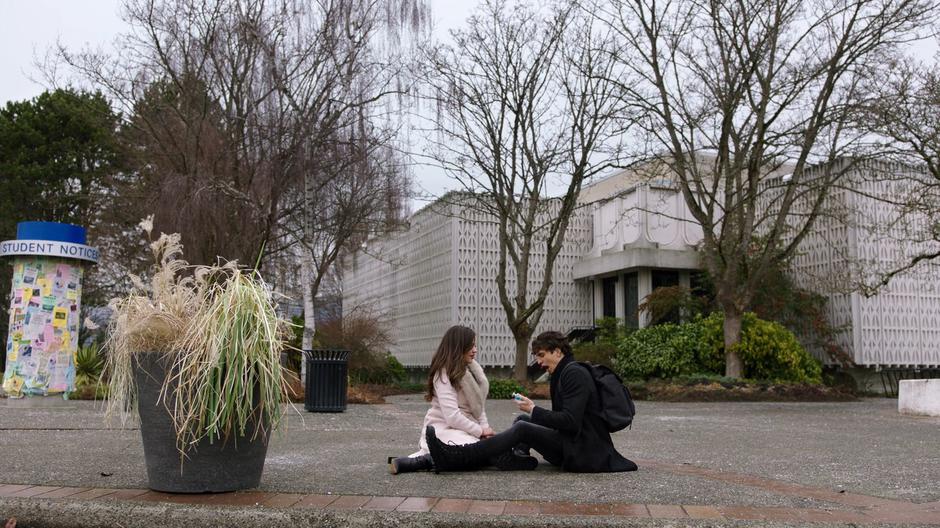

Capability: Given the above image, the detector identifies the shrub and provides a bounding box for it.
[573,341,619,366]
[735,314,822,383]
[614,312,822,384]
[488,378,526,400]
[613,321,711,380]
[314,314,405,385]
[74,344,105,387]
[574,317,632,366]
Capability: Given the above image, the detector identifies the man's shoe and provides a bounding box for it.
[491,450,538,471]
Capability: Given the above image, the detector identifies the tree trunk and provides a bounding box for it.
[300,256,316,381]
[723,306,744,379]
[513,331,532,382]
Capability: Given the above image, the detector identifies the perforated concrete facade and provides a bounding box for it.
[788,162,940,368]
[343,199,592,368]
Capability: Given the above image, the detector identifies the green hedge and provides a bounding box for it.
[488,378,526,399]
[613,312,822,384]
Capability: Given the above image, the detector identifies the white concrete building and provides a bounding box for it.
[787,161,940,368]
[343,161,940,370]
[342,196,594,367]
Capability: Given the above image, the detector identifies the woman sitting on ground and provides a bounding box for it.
[388,325,537,474]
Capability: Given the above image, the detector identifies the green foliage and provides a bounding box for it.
[314,315,405,385]
[594,317,625,341]
[0,89,123,358]
[488,378,527,400]
[613,312,822,384]
[613,321,713,380]
[573,317,633,366]
[74,345,105,387]
[351,353,407,385]
[734,314,823,384]
[573,342,619,366]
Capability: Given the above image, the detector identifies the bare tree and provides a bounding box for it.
[54,0,427,349]
[290,121,411,351]
[601,0,937,377]
[423,0,627,380]
[856,55,940,290]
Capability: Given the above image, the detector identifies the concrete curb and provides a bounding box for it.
[0,497,736,528]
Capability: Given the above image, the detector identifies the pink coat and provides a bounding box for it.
[409,370,489,457]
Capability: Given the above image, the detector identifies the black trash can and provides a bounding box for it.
[304,349,350,412]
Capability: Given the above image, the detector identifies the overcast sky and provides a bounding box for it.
[0,0,479,206]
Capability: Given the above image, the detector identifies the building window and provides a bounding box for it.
[651,269,680,324]
[623,272,638,328]
[602,277,617,318]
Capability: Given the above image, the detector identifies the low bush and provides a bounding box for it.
[573,317,632,367]
[614,312,822,384]
[351,353,407,385]
[613,321,712,380]
[74,344,105,387]
[698,312,822,384]
[488,378,526,400]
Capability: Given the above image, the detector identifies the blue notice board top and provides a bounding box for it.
[16,222,87,244]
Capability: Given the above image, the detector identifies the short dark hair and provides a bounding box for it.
[531,331,572,357]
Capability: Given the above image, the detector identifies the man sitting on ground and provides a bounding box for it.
[426,331,638,473]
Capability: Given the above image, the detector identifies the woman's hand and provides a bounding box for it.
[480,426,495,438]
[515,395,535,413]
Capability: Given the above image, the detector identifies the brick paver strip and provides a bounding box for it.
[293,494,337,508]
[541,501,613,516]
[327,495,371,510]
[466,499,506,515]
[397,497,439,512]
[866,509,940,525]
[610,504,650,517]
[683,505,724,519]
[362,496,406,511]
[0,485,34,496]
[135,491,220,505]
[716,506,804,522]
[34,487,91,499]
[502,500,540,515]
[647,504,687,518]
[101,489,149,501]
[432,498,473,513]
[68,488,117,500]
[8,486,60,498]
[209,491,274,506]
[794,508,871,524]
[259,493,303,508]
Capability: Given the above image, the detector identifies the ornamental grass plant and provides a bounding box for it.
[104,217,289,457]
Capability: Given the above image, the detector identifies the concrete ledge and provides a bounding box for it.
[0,497,687,528]
[898,379,940,417]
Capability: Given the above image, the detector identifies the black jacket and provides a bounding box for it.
[530,355,637,473]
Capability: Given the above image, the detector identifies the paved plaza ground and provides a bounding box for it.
[0,395,938,527]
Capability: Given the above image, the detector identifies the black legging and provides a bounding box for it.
[474,414,564,466]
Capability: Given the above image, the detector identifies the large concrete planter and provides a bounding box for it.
[134,353,270,493]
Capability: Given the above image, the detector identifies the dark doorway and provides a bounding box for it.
[623,272,639,328]
[651,269,681,324]
[602,277,617,318]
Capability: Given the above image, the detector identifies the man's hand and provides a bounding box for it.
[515,394,535,413]
[480,426,495,438]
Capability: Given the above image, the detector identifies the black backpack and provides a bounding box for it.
[572,361,636,432]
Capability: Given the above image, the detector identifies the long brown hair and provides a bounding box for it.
[425,325,476,401]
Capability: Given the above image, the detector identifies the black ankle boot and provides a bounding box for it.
[513,443,531,457]
[425,425,488,472]
[491,450,538,471]
[389,454,433,474]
